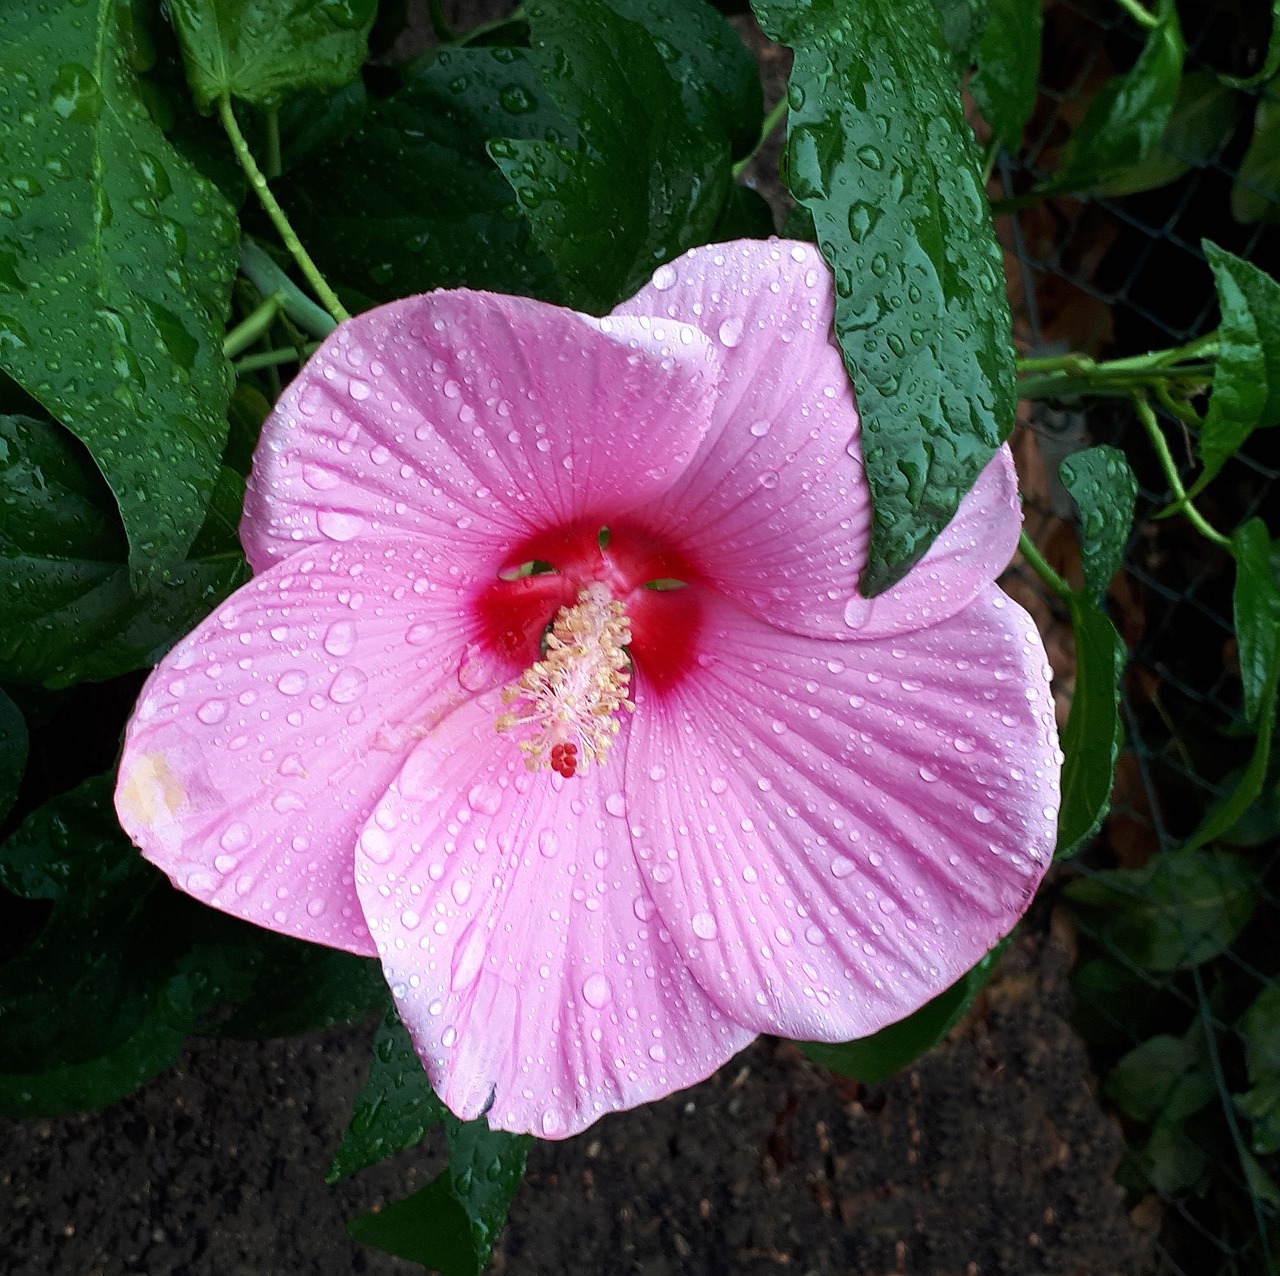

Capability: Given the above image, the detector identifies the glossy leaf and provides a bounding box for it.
[0,416,249,689]
[1064,848,1257,972]
[1059,445,1138,601]
[489,0,738,313]
[930,0,988,65]
[970,0,1043,148]
[0,687,26,822]
[754,0,1016,593]
[1198,243,1280,488]
[1096,71,1240,198]
[1232,518,1280,725]
[285,45,570,306]
[348,1114,531,1276]
[1233,80,1280,223]
[798,940,1007,1084]
[1057,595,1126,858]
[328,1010,446,1184]
[1051,0,1185,194]
[165,0,377,110]
[0,0,239,582]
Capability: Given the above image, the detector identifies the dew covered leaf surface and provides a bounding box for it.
[753,0,1017,593]
[0,0,238,583]
[1059,445,1137,602]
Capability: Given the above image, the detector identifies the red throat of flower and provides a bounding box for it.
[477,520,701,776]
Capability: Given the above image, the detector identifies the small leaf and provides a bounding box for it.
[1242,985,1280,1082]
[328,1011,446,1184]
[754,0,1016,593]
[165,0,377,110]
[1095,71,1240,198]
[1059,445,1138,602]
[0,687,27,822]
[798,940,1007,1084]
[0,0,239,581]
[1051,0,1185,194]
[1232,79,1280,223]
[489,0,742,312]
[1232,518,1280,725]
[969,0,1043,148]
[1064,847,1257,972]
[1105,1034,1215,1125]
[0,416,249,688]
[1134,1121,1208,1195]
[1197,242,1280,490]
[1056,596,1126,857]
[348,1114,531,1276]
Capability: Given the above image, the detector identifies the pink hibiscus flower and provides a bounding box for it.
[116,240,1060,1139]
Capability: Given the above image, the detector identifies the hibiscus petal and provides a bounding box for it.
[615,240,1021,639]
[624,586,1060,1041]
[116,536,497,956]
[355,697,755,1139]
[242,292,722,573]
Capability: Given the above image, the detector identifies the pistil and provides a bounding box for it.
[494,582,634,776]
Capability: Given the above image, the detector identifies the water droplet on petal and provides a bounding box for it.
[197,699,227,724]
[691,911,717,940]
[316,510,366,541]
[323,620,357,656]
[582,973,612,1008]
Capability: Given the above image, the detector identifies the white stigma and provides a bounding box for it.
[494,583,634,778]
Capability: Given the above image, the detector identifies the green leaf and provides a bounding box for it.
[1059,446,1137,602]
[1237,1078,1280,1154]
[1242,985,1280,1082]
[489,0,740,313]
[969,0,1043,148]
[1095,71,1240,198]
[754,0,1016,594]
[165,0,377,110]
[1105,1033,1215,1124]
[277,79,368,172]
[1056,595,1126,857]
[1233,79,1280,223]
[930,0,987,65]
[285,45,569,306]
[1232,518,1280,725]
[1051,0,1185,194]
[797,940,1007,1084]
[347,1114,531,1275]
[1064,847,1257,972]
[209,936,386,1038]
[0,686,27,822]
[1197,242,1280,489]
[1220,6,1280,92]
[1071,956,1165,1047]
[329,1011,446,1184]
[1132,1120,1208,1195]
[0,415,249,688]
[0,0,239,582]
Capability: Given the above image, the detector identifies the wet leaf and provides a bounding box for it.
[488,0,741,312]
[1059,445,1137,602]
[1050,0,1185,194]
[1233,80,1280,223]
[930,0,987,65]
[1064,847,1257,972]
[1197,243,1280,490]
[165,0,377,110]
[754,0,1016,593]
[797,940,1007,1083]
[285,45,569,305]
[1096,71,1240,198]
[0,0,238,584]
[0,415,249,688]
[970,0,1043,148]
[347,1112,530,1276]
[328,1010,446,1184]
[1232,518,1280,726]
[1057,596,1126,858]
[0,687,26,822]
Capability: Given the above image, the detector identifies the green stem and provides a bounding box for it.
[234,343,319,374]
[218,96,350,325]
[981,137,1000,186]
[427,0,454,41]
[1114,0,1159,29]
[1133,395,1232,550]
[223,292,285,359]
[238,238,337,341]
[1018,530,1073,605]
[732,95,789,181]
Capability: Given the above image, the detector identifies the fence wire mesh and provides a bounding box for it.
[1002,2,1280,1271]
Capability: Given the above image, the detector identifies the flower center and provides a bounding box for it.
[494,582,635,778]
